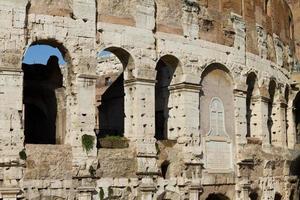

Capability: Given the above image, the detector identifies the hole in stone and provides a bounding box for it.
[161,160,170,179]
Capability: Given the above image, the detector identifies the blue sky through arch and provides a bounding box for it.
[23,45,66,65]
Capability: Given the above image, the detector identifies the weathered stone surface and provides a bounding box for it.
[29,0,73,17]
[0,0,298,199]
[24,144,72,179]
[96,148,136,178]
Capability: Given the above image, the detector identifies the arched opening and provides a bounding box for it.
[206,193,230,200]
[249,192,258,200]
[95,47,133,141]
[289,189,295,200]
[200,64,233,171]
[160,160,170,179]
[155,55,181,140]
[246,73,259,138]
[22,43,66,144]
[266,0,272,17]
[293,92,300,144]
[274,193,282,200]
[268,79,276,144]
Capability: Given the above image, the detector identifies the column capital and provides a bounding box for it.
[169,82,201,92]
[252,95,270,103]
[233,89,247,96]
[124,78,156,86]
[0,187,21,200]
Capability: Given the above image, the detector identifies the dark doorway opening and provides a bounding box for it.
[155,59,175,140]
[275,193,282,200]
[206,193,230,200]
[246,73,257,138]
[249,192,258,200]
[23,55,63,144]
[268,80,276,144]
[98,73,125,137]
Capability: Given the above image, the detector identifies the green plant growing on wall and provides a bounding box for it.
[81,134,95,153]
[99,187,104,200]
[19,149,27,160]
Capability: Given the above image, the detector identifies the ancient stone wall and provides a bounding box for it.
[0,0,299,199]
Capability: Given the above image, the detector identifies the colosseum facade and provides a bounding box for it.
[0,0,299,199]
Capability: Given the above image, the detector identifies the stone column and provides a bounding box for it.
[286,106,296,149]
[124,78,156,140]
[67,75,98,176]
[168,83,201,144]
[189,184,202,200]
[139,178,156,200]
[124,78,158,177]
[233,89,248,145]
[0,187,21,200]
[0,70,24,162]
[77,186,95,200]
[256,96,270,147]
[250,96,262,139]
[272,100,288,148]
[239,183,251,200]
[236,161,253,200]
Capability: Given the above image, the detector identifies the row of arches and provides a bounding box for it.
[21,40,300,148]
[245,71,300,146]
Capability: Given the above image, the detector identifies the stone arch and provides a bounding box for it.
[22,39,71,144]
[246,72,260,138]
[200,62,234,84]
[98,46,135,80]
[96,47,135,139]
[155,54,183,140]
[206,193,230,200]
[200,63,234,171]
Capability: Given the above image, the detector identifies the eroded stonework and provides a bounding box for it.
[0,0,299,200]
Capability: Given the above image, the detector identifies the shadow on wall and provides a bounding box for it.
[206,193,230,200]
[290,155,300,177]
[98,74,125,137]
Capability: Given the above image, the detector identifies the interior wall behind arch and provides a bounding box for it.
[200,68,235,138]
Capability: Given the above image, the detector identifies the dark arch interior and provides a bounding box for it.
[155,57,176,140]
[294,92,300,144]
[274,193,282,200]
[206,193,230,200]
[289,189,295,200]
[268,80,276,144]
[98,73,124,137]
[97,50,126,138]
[249,192,258,200]
[246,73,257,138]
[290,155,300,177]
[23,52,63,144]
